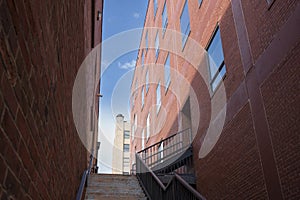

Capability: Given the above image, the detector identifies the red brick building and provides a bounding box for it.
[131,0,300,199]
[0,0,103,199]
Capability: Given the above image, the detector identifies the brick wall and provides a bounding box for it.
[132,0,300,199]
[261,41,300,200]
[0,0,98,199]
[195,103,268,199]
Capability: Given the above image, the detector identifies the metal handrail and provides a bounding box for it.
[136,153,205,200]
[138,129,192,170]
[76,154,94,200]
[137,128,191,153]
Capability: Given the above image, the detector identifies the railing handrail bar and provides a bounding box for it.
[136,153,205,199]
[76,154,94,200]
[75,170,88,200]
[137,128,191,153]
[136,154,167,190]
[174,173,206,200]
[143,143,188,161]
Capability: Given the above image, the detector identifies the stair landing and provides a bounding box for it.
[85,174,147,200]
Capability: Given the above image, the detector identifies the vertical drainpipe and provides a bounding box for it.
[91,0,95,48]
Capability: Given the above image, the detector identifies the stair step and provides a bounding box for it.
[85,174,147,200]
[85,194,147,200]
[86,188,144,195]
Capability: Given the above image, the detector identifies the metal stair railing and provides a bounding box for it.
[137,128,192,170]
[76,154,94,200]
[136,153,205,200]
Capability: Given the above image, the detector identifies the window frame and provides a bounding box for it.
[146,70,149,93]
[132,114,137,139]
[266,0,275,8]
[132,79,138,109]
[145,31,148,53]
[164,53,171,92]
[141,129,145,150]
[123,144,130,152]
[198,0,203,7]
[206,26,226,92]
[162,1,168,36]
[180,0,191,49]
[141,50,144,69]
[124,130,130,139]
[156,82,161,114]
[155,31,159,60]
[141,86,145,109]
[154,0,158,18]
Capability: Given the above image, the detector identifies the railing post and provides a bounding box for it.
[189,128,192,144]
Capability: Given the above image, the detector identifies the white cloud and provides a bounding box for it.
[118,60,136,70]
[133,12,140,19]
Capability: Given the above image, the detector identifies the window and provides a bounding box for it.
[131,124,135,139]
[198,0,203,6]
[141,51,144,68]
[164,54,171,90]
[124,144,130,152]
[124,131,130,139]
[131,94,135,109]
[141,129,145,150]
[132,114,137,138]
[123,157,130,168]
[154,0,158,17]
[146,113,150,140]
[207,27,226,91]
[146,70,149,92]
[162,2,168,34]
[135,115,137,129]
[145,31,148,52]
[135,80,138,91]
[155,32,159,60]
[156,82,161,114]
[132,79,138,109]
[141,86,144,108]
[123,157,129,163]
[180,0,190,48]
[266,0,275,6]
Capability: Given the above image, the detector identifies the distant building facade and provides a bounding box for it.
[112,114,131,175]
[131,0,300,199]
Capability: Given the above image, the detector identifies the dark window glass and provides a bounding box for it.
[162,2,168,34]
[123,144,130,152]
[207,27,226,91]
[180,0,190,47]
[124,131,130,139]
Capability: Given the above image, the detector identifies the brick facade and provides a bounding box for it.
[131,0,300,199]
[0,0,102,199]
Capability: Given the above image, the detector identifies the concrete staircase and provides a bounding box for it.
[85,174,148,200]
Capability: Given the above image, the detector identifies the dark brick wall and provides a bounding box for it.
[261,41,300,200]
[241,0,299,62]
[195,103,268,199]
[0,0,97,199]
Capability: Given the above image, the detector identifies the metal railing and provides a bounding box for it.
[137,129,192,170]
[131,163,136,175]
[136,153,205,200]
[76,154,94,200]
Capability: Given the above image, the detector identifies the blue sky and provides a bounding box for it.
[98,0,147,173]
